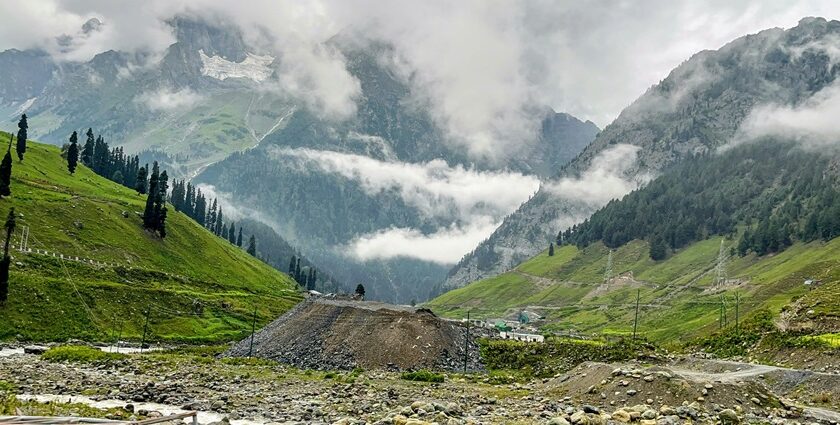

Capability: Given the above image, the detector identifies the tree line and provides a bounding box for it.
[556,141,840,260]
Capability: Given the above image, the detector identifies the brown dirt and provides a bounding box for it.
[223,296,483,371]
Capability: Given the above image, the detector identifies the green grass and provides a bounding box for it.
[0,137,303,342]
[428,234,840,343]
[400,370,445,383]
[42,345,127,363]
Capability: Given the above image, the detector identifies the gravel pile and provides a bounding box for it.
[224,297,485,371]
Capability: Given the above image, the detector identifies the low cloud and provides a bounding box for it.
[274,147,540,222]
[271,43,361,120]
[136,87,204,112]
[269,147,540,264]
[348,218,500,265]
[737,80,840,148]
[544,144,643,206]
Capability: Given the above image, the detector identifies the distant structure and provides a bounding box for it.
[714,240,727,287]
[18,226,29,251]
[604,249,613,284]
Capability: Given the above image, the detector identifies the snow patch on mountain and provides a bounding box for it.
[12,97,37,117]
[199,50,274,82]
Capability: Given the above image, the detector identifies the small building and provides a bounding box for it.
[499,331,545,343]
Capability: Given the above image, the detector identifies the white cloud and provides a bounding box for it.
[7,2,840,157]
[273,147,540,222]
[736,80,840,147]
[136,87,203,112]
[266,147,540,264]
[544,144,644,206]
[348,218,500,265]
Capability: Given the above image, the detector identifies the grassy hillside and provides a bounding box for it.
[0,134,302,342]
[427,236,840,342]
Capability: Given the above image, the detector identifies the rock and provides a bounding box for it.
[445,402,462,416]
[582,405,600,414]
[611,410,631,423]
[719,409,739,424]
[640,420,656,425]
[24,346,48,355]
[548,417,570,425]
[659,405,675,416]
[642,409,657,420]
[643,375,654,382]
[626,389,637,396]
[750,397,762,406]
[570,410,589,425]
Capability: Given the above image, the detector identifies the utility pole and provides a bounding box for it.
[464,311,470,374]
[632,289,641,342]
[248,305,258,358]
[714,239,727,287]
[116,320,124,354]
[140,308,151,353]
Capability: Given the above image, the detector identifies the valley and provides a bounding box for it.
[2,3,840,425]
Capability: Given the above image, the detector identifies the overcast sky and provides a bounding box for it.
[3,1,840,130]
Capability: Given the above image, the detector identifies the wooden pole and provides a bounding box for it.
[463,311,470,374]
[248,305,257,358]
[632,289,641,342]
[140,309,150,353]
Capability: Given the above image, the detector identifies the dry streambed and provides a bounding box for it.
[0,349,838,424]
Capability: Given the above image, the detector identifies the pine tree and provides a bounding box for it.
[548,242,555,256]
[143,162,160,230]
[355,284,366,299]
[0,208,15,303]
[215,208,224,236]
[295,258,301,282]
[237,227,243,247]
[158,205,167,238]
[649,236,667,261]
[228,222,236,243]
[67,131,79,175]
[288,255,297,276]
[135,165,148,194]
[81,128,94,167]
[246,235,257,256]
[0,136,12,198]
[15,114,27,161]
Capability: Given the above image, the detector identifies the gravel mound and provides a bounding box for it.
[224,297,484,371]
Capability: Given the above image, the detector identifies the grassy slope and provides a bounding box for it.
[0,135,302,342]
[428,236,840,342]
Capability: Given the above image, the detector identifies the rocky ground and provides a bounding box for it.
[1,347,839,425]
[224,297,487,371]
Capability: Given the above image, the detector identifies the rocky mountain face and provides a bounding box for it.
[0,16,290,175]
[440,17,840,292]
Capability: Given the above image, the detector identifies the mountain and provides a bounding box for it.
[427,141,840,341]
[0,135,301,342]
[0,16,293,177]
[441,17,840,292]
[194,41,598,303]
[0,18,597,303]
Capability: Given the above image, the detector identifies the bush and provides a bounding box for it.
[478,337,643,378]
[693,309,775,357]
[401,370,445,383]
[42,346,126,363]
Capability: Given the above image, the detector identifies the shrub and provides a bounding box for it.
[401,370,445,383]
[478,337,642,378]
[42,346,126,363]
